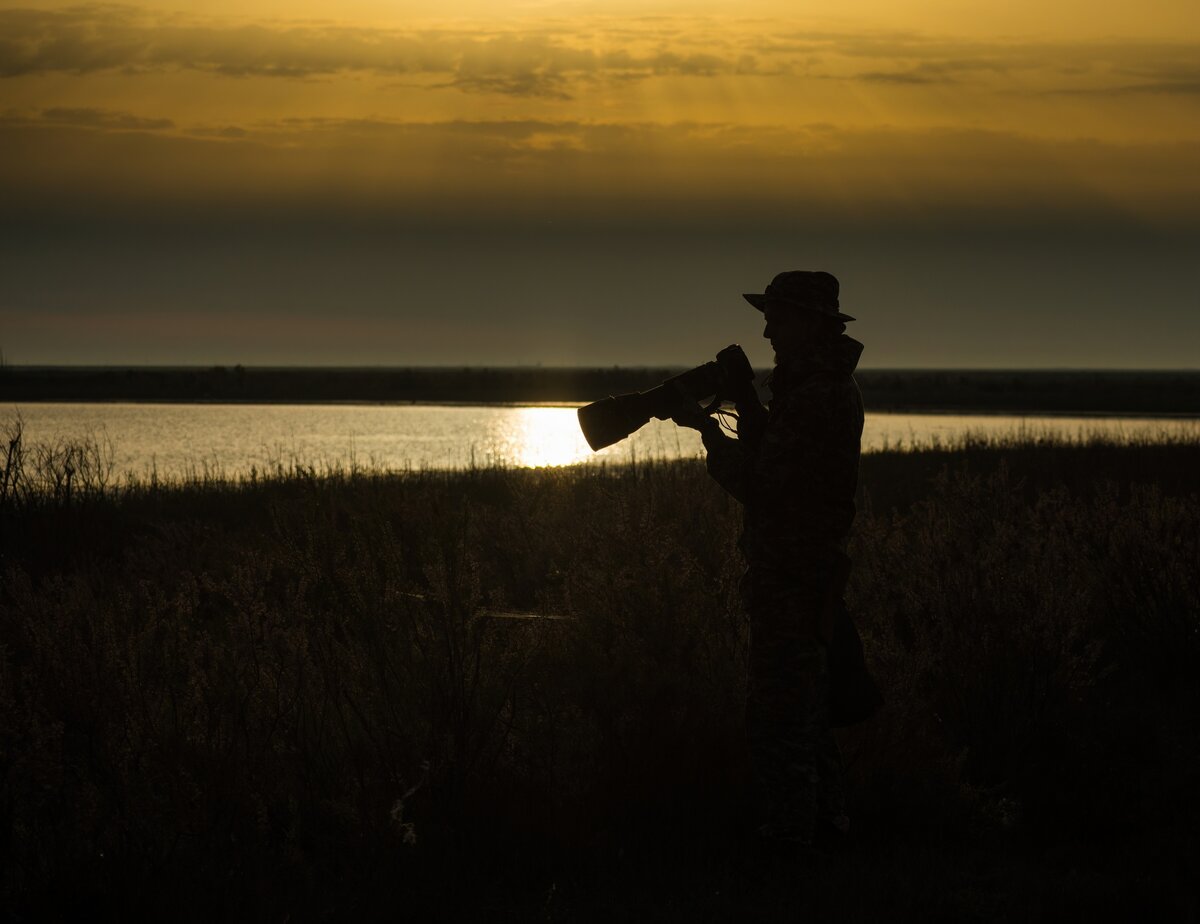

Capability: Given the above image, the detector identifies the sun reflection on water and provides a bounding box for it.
[508,406,595,467]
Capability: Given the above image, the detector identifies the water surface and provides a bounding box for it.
[9,402,1196,480]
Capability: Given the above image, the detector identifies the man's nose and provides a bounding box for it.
[763,324,772,339]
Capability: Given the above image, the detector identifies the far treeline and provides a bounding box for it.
[3,365,1200,415]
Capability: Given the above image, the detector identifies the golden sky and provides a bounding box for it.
[2,1,1199,366]
[3,0,1200,219]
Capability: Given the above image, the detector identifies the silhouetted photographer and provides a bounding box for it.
[674,270,882,852]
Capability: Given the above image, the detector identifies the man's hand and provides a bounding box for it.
[671,401,718,434]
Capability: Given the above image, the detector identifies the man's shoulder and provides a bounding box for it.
[771,369,860,411]
[798,369,858,395]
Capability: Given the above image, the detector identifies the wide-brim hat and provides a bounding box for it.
[743,270,856,322]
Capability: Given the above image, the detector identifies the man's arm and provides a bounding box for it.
[701,419,754,503]
[671,407,754,503]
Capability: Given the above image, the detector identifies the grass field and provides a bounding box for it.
[1,422,1198,921]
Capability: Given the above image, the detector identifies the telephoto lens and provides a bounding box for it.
[576,344,754,451]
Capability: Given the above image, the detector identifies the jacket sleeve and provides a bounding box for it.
[700,420,753,503]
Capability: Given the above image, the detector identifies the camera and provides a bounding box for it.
[577,344,757,451]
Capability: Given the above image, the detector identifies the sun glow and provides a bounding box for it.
[509,406,595,468]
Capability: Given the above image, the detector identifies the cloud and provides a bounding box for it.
[1048,72,1200,97]
[0,4,756,97]
[856,70,944,85]
[2,2,1199,114]
[1,6,1198,220]
[40,106,174,131]
[190,125,249,139]
[430,33,596,99]
[3,110,1198,228]
[0,6,457,78]
[9,5,1195,101]
[760,29,1200,93]
[437,73,573,100]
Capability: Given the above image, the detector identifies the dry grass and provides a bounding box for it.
[1,418,1198,921]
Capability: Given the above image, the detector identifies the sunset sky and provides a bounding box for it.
[2,0,1198,368]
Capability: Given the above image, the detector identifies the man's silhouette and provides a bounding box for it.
[674,270,880,850]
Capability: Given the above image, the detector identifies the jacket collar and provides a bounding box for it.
[768,335,864,393]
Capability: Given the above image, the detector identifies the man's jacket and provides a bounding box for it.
[700,333,881,725]
[702,333,865,583]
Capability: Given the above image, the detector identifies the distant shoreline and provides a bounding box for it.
[5,397,1200,421]
[3,367,1200,417]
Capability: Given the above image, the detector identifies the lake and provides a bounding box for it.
[7,402,1197,480]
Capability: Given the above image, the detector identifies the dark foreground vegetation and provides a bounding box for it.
[1,425,1198,922]
[5,365,1200,415]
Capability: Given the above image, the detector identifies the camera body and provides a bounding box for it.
[577,344,757,451]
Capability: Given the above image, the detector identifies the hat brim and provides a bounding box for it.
[742,293,855,322]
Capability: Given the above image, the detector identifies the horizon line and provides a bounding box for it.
[5,364,1200,374]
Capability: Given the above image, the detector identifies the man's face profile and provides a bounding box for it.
[762,301,818,363]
